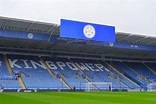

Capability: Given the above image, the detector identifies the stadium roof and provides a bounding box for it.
[1,16,156,46]
[0,16,60,36]
[0,16,156,59]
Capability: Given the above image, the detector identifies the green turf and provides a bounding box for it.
[0,92,156,104]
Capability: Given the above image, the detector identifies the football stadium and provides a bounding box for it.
[0,16,156,104]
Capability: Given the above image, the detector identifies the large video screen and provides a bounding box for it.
[60,19,115,42]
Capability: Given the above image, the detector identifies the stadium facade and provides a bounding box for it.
[0,16,156,92]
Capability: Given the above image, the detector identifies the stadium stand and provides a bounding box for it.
[7,55,66,89]
[42,57,87,90]
[0,53,156,91]
[100,60,139,90]
[0,54,21,89]
[1,17,156,92]
[145,63,156,76]
[70,58,128,90]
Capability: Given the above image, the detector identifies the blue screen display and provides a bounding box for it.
[60,19,115,42]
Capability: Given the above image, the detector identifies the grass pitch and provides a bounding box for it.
[0,92,156,104]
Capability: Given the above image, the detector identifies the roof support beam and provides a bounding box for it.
[47,25,58,41]
[27,22,35,32]
[46,25,56,34]
[134,36,148,43]
[146,40,156,45]
[3,18,9,30]
[118,34,133,41]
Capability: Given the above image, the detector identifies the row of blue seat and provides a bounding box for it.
[0,54,156,90]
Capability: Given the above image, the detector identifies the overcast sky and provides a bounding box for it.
[0,0,156,36]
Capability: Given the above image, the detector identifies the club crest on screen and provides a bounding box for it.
[83,25,96,39]
[28,33,33,39]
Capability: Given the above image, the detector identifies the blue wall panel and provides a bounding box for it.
[0,29,156,52]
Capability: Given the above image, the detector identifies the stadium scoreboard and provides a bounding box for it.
[60,19,115,42]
